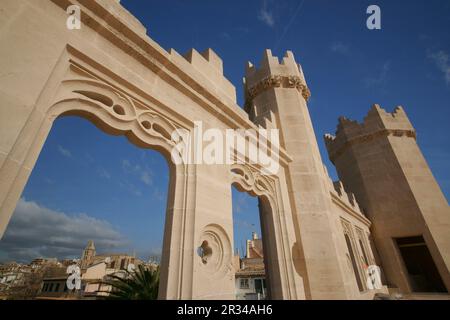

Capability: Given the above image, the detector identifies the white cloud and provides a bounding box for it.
[220,32,231,40]
[330,41,350,55]
[57,145,72,158]
[0,198,127,263]
[152,188,165,202]
[44,177,54,185]
[119,181,142,197]
[140,171,152,186]
[428,50,450,85]
[98,167,111,179]
[122,159,152,186]
[258,0,274,27]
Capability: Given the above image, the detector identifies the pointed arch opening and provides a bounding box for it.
[0,94,183,299]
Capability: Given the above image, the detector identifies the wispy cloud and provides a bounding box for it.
[140,171,152,186]
[258,0,274,27]
[119,181,142,197]
[274,0,305,50]
[44,177,54,185]
[98,167,111,180]
[0,198,127,263]
[57,145,72,158]
[122,159,153,186]
[220,32,231,40]
[428,50,450,85]
[122,159,132,170]
[330,41,350,55]
[152,188,165,202]
[364,61,391,88]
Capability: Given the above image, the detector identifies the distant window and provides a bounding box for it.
[64,283,68,292]
[43,283,48,292]
[49,283,54,292]
[110,261,115,269]
[240,278,249,289]
[55,283,60,292]
[120,259,126,270]
[254,279,264,294]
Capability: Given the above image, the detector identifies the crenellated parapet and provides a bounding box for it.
[330,179,371,226]
[322,165,366,219]
[330,180,363,213]
[243,50,310,113]
[169,47,237,103]
[324,104,416,163]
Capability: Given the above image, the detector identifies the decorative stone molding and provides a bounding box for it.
[230,163,276,204]
[325,128,416,163]
[325,105,416,163]
[197,224,232,278]
[354,226,373,265]
[48,63,185,158]
[246,75,311,102]
[341,218,353,236]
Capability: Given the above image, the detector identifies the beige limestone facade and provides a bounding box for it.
[0,0,448,299]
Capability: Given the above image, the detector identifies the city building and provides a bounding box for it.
[36,241,151,299]
[80,241,145,298]
[36,266,79,300]
[0,240,158,299]
[0,260,60,299]
[235,233,267,300]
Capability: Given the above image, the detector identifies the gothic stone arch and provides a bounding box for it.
[230,164,305,299]
[0,0,305,299]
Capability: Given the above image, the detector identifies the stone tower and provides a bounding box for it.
[244,50,349,299]
[325,105,450,294]
[81,240,96,270]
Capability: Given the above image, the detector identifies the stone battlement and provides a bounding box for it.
[322,165,365,217]
[244,49,308,89]
[243,50,310,112]
[324,104,416,163]
[330,180,364,214]
[169,47,237,103]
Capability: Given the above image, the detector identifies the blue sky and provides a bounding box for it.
[1,0,449,262]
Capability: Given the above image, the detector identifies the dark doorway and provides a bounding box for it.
[396,236,447,293]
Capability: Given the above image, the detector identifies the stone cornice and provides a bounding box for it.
[331,192,371,227]
[245,75,311,105]
[327,128,416,163]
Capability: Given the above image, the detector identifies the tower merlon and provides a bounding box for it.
[245,49,304,87]
[329,179,365,215]
[324,105,416,163]
[200,48,224,73]
[169,47,236,103]
[244,50,311,109]
[183,48,224,74]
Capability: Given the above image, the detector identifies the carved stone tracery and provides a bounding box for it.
[230,163,277,205]
[49,63,184,155]
[246,74,311,103]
